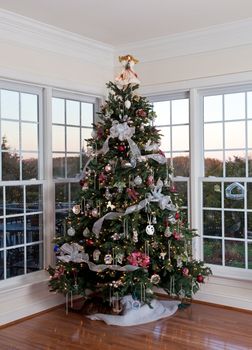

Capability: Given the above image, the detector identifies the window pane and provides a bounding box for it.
[225,240,245,268]
[21,93,38,122]
[66,100,80,126]
[2,120,19,150]
[70,183,81,204]
[52,98,65,124]
[224,93,245,120]
[67,127,80,152]
[2,151,20,181]
[26,185,43,212]
[248,121,252,148]
[1,90,19,120]
[27,244,43,273]
[0,187,3,217]
[247,183,252,210]
[248,243,252,269]
[81,102,93,126]
[224,182,244,209]
[224,211,244,239]
[22,154,38,180]
[53,153,65,178]
[82,128,93,150]
[21,123,38,151]
[153,101,170,125]
[55,183,69,209]
[225,151,245,177]
[6,216,24,247]
[171,99,189,124]
[204,123,223,150]
[247,212,252,239]
[0,251,3,280]
[203,238,222,265]
[225,121,245,149]
[55,211,68,236]
[52,125,65,152]
[6,186,23,215]
[67,154,80,178]
[203,210,222,237]
[204,151,223,177]
[203,182,221,208]
[204,95,222,122]
[27,215,43,242]
[173,153,189,177]
[158,127,170,151]
[0,218,3,248]
[173,181,187,206]
[172,125,189,151]
[7,247,24,278]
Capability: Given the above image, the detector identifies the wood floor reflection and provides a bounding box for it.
[0,302,252,349]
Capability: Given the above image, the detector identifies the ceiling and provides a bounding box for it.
[0,0,252,46]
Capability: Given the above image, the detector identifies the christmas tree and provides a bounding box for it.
[48,55,211,313]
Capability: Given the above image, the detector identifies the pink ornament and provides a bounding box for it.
[173,230,181,240]
[98,172,106,183]
[127,251,150,268]
[182,267,189,277]
[146,175,154,186]
[197,274,204,283]
[105,164,112,172]
[136,109,147,118]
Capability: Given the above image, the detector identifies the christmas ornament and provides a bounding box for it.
[130,157,137,168]
[104,253,113,264]
[93,249,101,262]
[182,267,189,276]
[140,124,145,131]
[79,179,85,187]
[126,188,139,201]
[146,224,155,235]
[107,201,116,210]
[177,257,183,267]
[67,227,75,236]
[116,253,124,264]
[105,164,112,172]
[53,244,59,252]
[132,229,138,243]
[82,180,89,190]
[118,144,126,152]
[98,172,106,183]
[173,230,182,240]
[197,274,204,283]
[121,160,132,168]
[124,100,131,109]
[83,227,90,237]
[150,274,161,285]
[114,181,126,193]
[136,109,147,118]
[146,175,154,187]
[85,239,94,246]
[91,208,99,217]
[111,233,120,240]
[160,252,167,260]
[134,175,142,186]
[72,204,81,215]
[115,54,140,86]
[105,187,112,200]
[127,251,150,268]
[175,212,180,220]
[152,215,157,224]
[131,299,141,310]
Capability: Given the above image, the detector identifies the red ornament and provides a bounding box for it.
[118,145,126,152]
[136,109,147,118]
[173,230,181,240]
[126,188,139,201]
[98,172,106,183]
[197,274,204,283]
[170,185,177,193]
[85,239,94,246]
[79,179,85,187]
[175,212,180,220]
[146,175,154,186]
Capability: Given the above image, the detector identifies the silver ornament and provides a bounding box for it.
[132,229,138,243]
[104,254,113,265]
[164,226,172,237]
[124,100,131,109]
[93,249,101,262]
[152,215,157,224]
[72,204,80,215]
[83,227,90,237]
[134,175,142,186]
[105,187,112,200]
[67,227,75,237]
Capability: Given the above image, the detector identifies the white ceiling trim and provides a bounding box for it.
[0,9,114,69]
[116,18,252,63]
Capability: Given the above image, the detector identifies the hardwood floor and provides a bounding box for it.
[0,302,252,350]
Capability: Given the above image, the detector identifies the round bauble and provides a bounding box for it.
[105,164,112,172]
[134,175,142,186]
[91,208,99,217]
[197,274,204,283]
[124,100,131,109]
[67,227,75,236]
[118,145,126,152]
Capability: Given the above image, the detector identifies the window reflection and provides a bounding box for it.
[6,186,23,215]
[26,215,43,243]
[225,240,245,268]
[204,238,222,265]
[6,216,24,247]
[27,244,43,273]
[7,247,24,278]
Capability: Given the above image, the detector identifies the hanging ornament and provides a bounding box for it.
[91,208,99,217]
[116,253,124,264]
[177,256,183,267]
[130,157,137,168]
[85,239,94,246]
[83,227,90,237]
[140,124,145,131]
[146,175,154,187]
[164,226,172,237]
[150,274,161,285]
[118,144,126,152]
[107,201,116,210]
[126,188,139,201]
[67,227,75,237]
[105,187,112,200]
[121,160,132,168]
[152,214,157,224]
[72,204,81,215]
[132,229,138,243]
[124,100,131,109]
[111,233,120,240]
[197,274,204,283]
[82,180,89,190]
[105,164,112,172]
[104,253,113,265]
[93,249,101,262]
[98,172,107,183]
[134,175,143,186]
[160,252,167,260]
[146,224,155,236]
[182,267,189,277]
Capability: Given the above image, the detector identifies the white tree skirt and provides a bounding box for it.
[87,295,180,326]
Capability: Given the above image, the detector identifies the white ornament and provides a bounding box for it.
[93,249,101,262]
[67,227,75,237]
[116,253,124,264]
[164,226,172,237]
[104,254,113,264]
[134,175,142,186]
[72,204,80,215]
[160,252,167,260]
[107,201,116,210]
[124,100,131,109]
[140,124,145,131]
[132,229,138,243]
[91,208,99,217]
[146,224,155,235]
[83,227,90,237]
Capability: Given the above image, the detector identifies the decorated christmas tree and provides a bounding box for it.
[48,55,211,314]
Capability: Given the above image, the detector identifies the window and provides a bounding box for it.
[202,88,252,270]
[152,94,190,217]
[0,83,43,280]
[52,92,96,237]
